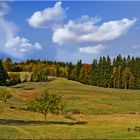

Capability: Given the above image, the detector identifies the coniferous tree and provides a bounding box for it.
[3,58,13,72]
[117,65,122,88]
[97,57,104,87]
[76,60,82,81]
[102,56,112,87]
[67,62,73,80]
[90,59,98,86]
[110,67,117,88]
[56,64,59,77]
[113,54,123,68]
[71,67,77,80]
[2,55,140,89]
[106,55,112,88]
[0,59,8,85]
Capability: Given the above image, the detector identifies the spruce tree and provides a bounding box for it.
[117,65,122,88]
[56,64,59,77]
[113,54,123,68]
[3,58,13,72]
[105,55,112,88]
[0,59,8,85]
[90,59,98,86]
[97,57,104,87]
[76,60,82,81]
[67,62,73,80]
[110,67,117,88]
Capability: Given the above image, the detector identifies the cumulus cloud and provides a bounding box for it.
[27,1,66,28]
[79,44,106,54]
[4,36,41,57]
[52,16,136,45]
[0,2,10,16]
[0,3,42,59]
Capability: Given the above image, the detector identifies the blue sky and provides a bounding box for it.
[0,1,140,63]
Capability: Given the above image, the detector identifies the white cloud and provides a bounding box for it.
[0,2,10,17]
[79,44,106,54]
[0,3,42,59]
[27,2,66,28]
[5,36,41,57]
[52,16,136,45]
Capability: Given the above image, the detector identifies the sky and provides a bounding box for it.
[0,1,140,63]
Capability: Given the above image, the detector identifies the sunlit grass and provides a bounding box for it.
[0,77,140,139]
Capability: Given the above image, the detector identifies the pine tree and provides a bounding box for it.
[0,59,8,85]
[56,64,59,77]
[3,58,13,72]
[102,56,112,87]
[71,67,77,80]
[76,60,82,81]
[106,55,112,88]
[113,54,123,68]
[97,57,104,87]
[67,62,73,80]
[90,59,98,86]
[117,65,122,88]
[110,67,117,88]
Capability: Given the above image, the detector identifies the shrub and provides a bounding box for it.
[27,89,64,123]
[71,109,81,114]
[65,114,75,121]
[47,67,56,76]
[7,72,21,86]
[31,67,48,82]
[0,88,13,103]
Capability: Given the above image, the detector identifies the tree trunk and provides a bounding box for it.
[4,99,6,103]
[125,83,127,90]
[118,82,120,89]
[44,114,47,124]
[113,80,116,88]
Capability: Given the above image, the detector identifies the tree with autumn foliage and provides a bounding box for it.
[79,64,91,84]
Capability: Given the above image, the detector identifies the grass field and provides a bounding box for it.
[0,77,140,139]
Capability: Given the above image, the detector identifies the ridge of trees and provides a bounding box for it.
[1,54,140,89]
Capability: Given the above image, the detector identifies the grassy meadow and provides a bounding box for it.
[0,76,140,139]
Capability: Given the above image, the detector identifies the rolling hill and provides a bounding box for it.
[0,77,140,139]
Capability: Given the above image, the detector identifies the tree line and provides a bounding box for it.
[68,55,138,90]
[1,54,140,89]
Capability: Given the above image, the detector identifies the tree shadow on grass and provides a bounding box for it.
[12,86,25,89]
[12,86,35,90]
[0,119,87,126]
[47,77,57,82]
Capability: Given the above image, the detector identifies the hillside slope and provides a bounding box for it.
[0,77,140,139]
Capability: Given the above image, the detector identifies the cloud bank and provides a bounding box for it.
[27,2,66,29]
[79,44,106,54]
[27,1,137,57]
[0,2,42,59]
[52,16,136,45]
[0,2,10,16]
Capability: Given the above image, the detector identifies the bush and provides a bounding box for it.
[31,67,48,82]
[0,88,13,103]
[27,89,64,123]
[7,72,21,86]
[71,109,81,114]
[47,67,56,76]
[65,109,81,114]
[65,114,75,121]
